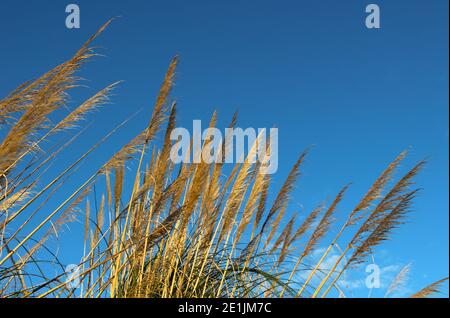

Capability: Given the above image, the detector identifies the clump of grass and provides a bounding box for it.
[0,21,447,298]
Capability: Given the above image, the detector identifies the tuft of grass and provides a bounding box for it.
[0,21,447,298]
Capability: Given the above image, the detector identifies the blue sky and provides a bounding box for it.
[0,0,448,297]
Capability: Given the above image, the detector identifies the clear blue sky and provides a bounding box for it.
[0,0,448,297]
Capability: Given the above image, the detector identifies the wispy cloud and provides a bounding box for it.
[291,243,415,298]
